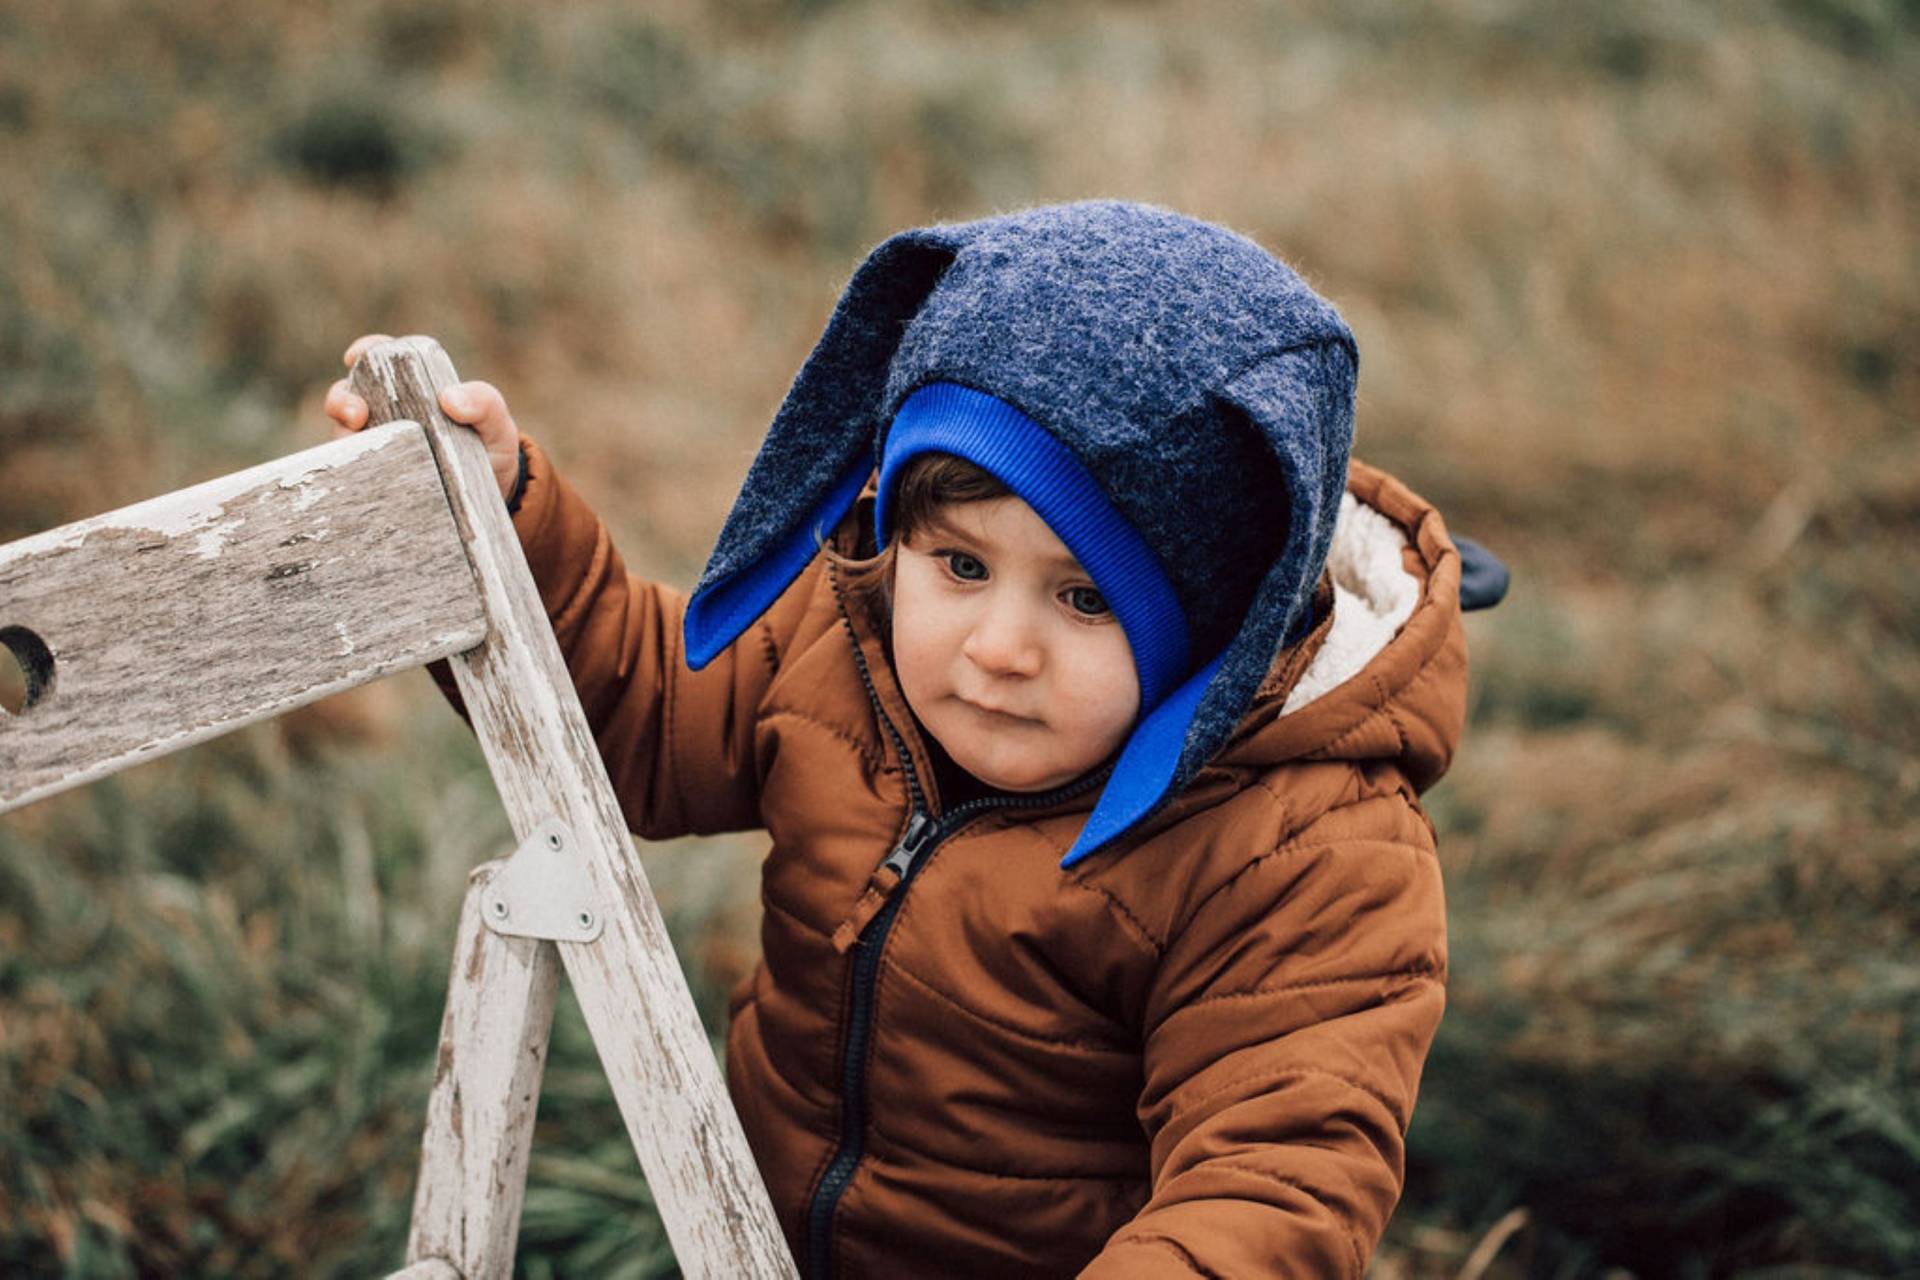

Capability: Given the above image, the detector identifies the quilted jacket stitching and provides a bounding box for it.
[1179,1063,1407,1128]
[1176,966,1442,1012]
[866,1123,1151,1184]
[1071,879,1168,955]
[757,706,888,775]
[884,953,1134,1054]
[1175,819,1427,937]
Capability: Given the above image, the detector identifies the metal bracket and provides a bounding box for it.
[481,816,605,943]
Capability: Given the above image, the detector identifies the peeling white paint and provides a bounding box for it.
[4,422,421,559]
[191,517,250,561]
[334,621,357,656]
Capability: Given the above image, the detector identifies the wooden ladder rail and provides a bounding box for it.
[0,337,797,1280]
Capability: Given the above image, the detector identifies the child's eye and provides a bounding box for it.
[1064,586,1109,617]
[944,551,988,581]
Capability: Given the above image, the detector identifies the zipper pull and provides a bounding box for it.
[881,810,935,878]
[832,811,934,954]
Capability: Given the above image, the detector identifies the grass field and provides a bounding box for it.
[2,1,1916,1274]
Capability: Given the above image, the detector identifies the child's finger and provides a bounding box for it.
[436,381,522,501]
[324,379,369,431]
[342,333,396,367]
[438,381,512,435]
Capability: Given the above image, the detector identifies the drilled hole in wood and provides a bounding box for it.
[0,626,55,716]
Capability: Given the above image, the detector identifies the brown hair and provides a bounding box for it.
[826,453,1010,604]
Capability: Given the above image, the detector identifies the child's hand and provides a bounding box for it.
[323,334,524,503]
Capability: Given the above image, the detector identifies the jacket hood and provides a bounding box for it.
[1216,461,1471,792]
[684,200,1360,866]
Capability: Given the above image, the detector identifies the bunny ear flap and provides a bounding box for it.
[1062,340,1357,867]
[685,229,962,668]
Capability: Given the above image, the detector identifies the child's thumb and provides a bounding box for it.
[441,381,512,432]
[440,383,478,422]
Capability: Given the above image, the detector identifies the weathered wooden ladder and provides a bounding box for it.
[0,338,798,1280]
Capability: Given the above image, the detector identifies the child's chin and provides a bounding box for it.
[952,748,1062,794]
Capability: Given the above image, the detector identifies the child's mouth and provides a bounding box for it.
[960,699,1039,726]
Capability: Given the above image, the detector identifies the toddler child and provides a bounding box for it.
[326,200,1477,1278]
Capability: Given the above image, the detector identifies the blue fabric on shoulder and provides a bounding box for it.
[1060,651,1224,867]
[683,452,873,670]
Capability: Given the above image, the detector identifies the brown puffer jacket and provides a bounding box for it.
[491,436,1466,1278]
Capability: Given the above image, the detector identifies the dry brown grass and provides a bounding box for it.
[2,0,1915,1273]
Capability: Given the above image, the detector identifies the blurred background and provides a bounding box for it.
[1,0,1915,1275]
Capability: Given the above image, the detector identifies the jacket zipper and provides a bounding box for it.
[804,592,1107,1277]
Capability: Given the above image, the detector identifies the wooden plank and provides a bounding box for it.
[406,860,560,1280]
[0,422,487,813]
[354,338,795,1279]
[387,1260,462,1280]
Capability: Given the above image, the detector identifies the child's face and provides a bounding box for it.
[891,496,1140,793]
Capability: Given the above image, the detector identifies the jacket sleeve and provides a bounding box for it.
[430,434,809,839]
[1080,791,1448,1279]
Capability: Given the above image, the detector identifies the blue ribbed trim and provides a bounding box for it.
[878,382,1190,711]
[1061,651,1223,867]
[684,452,872,670]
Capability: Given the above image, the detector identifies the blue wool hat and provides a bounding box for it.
[685,200,1357,866]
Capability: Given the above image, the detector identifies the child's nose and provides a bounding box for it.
[962,603,1044,678]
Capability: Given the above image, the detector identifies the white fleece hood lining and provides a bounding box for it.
[1281,492,1421,717]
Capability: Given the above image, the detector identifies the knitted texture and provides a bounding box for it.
[688,200,1358,863]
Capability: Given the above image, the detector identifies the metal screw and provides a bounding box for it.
[577,910,595,931]
[547,832,563,851]
[490,898,509,920]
